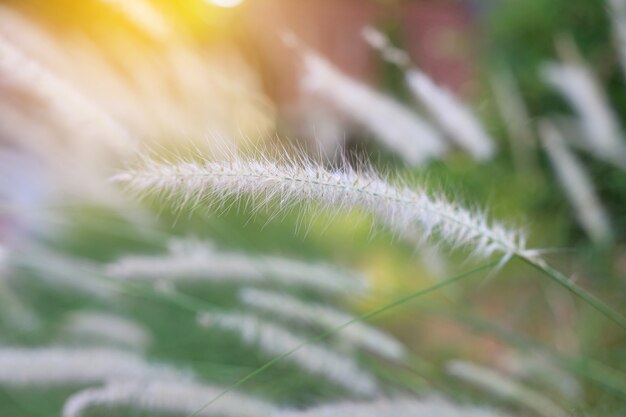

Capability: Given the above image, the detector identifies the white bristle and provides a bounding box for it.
[114,154,527,261]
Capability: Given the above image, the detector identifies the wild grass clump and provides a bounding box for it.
[1,0,626,416]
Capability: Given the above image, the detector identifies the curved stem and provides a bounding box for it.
[518,255,626,330]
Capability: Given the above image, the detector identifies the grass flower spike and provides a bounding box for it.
[240,288,407,361]
[60,311,153,351]
[446,360,567,417]
[298,48,446,166]
[114,153,526,261]
[542,60,626,169]
[107,238,367,295]
[540,120,612,244]
[198,312,379,396]
[363,26,495,161]
[405,69,496,161]
[275,396,512,417]
[0,347,189,387]
[63,380,276,417]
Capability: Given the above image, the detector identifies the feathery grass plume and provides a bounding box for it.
[63,380,277,417]
[490,70,537,173]
[610,0,626,80]
[288,35,445,166]
[114,154,526,261]
[197,312,379,396]
[60,311,152,351]
[11,248,114,299]
[0,347,189,387]
[363,27,495,161]
[0,34,134,157]
[406,71,495,161]
[275,396,512,417]
[96,0,171,41]
[107,238,368,295]
[501,352,581,401]
[542,60,626,169]
[361,26,411,67]
[539,120,613,244]
[0,5,274,154]
[446,360,567,417]
[240,288,406,361]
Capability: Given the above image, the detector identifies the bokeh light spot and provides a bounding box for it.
[206,0,244,8]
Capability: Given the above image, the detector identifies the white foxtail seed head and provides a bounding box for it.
[60,311,153,351]
[0,347,190,388]
[446,360,567,417]
[361,26,411,67]
[240,288,406,361]
[539,120,612,244]
[63,380,276,417]
[274,396,512,417]
[197,311,379,396]
[299,49,446,166]
[107,238,368,295]
[0,34,135,156]
[542,61,626,169]
[405,69,495,161]
[114,153,527,262]
[501,352,581,400]
[362,26,495,161]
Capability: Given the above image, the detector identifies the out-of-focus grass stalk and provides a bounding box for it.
[490,69,537,174]
[429,308,626,399]
[446,360,567,417]
[539,120,613,245]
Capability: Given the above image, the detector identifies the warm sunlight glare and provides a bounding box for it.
[206,0,244,8]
